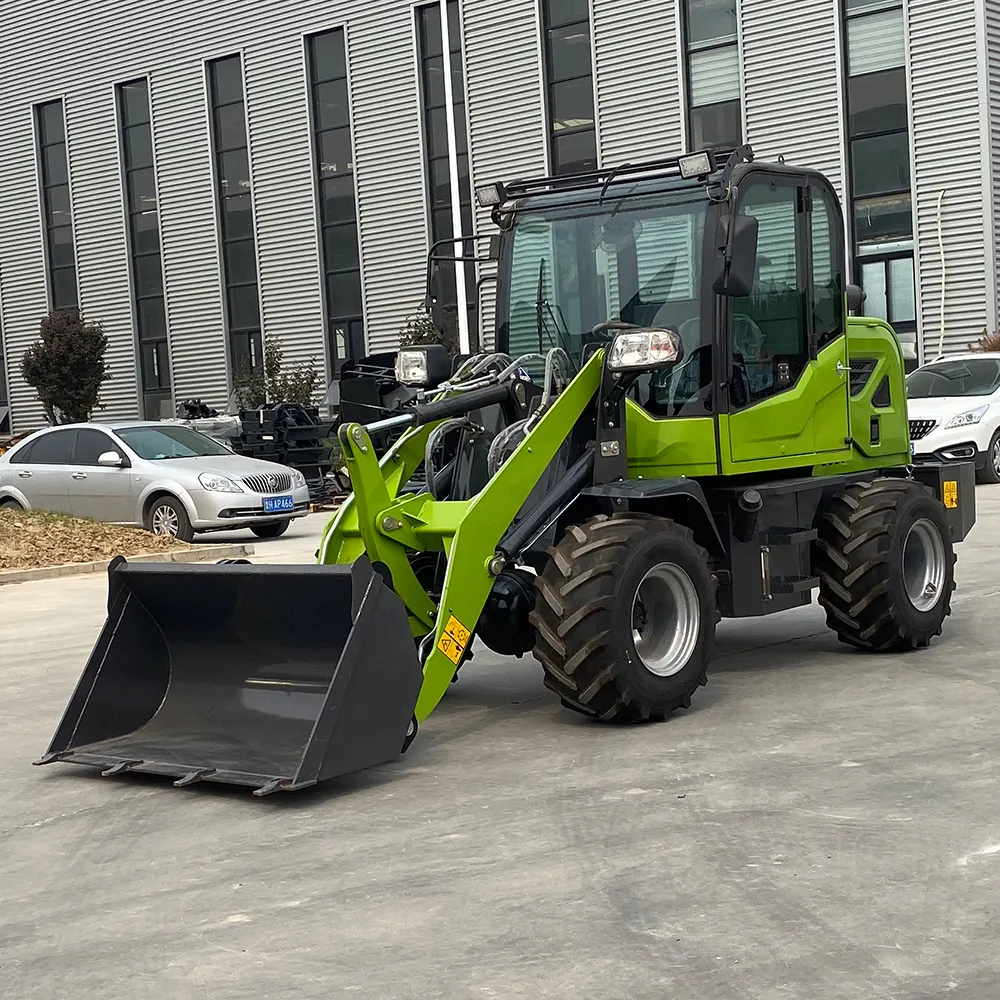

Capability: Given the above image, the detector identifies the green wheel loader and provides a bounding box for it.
[38,146,976,794]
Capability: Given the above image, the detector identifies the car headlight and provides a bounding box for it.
[607,328,683,371]
[945,404,989,429]
[290,469,306,488]
[198,472,244,493]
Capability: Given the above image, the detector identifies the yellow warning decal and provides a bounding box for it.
[437,633,464,666]
[437,614,471,666]
[444,615,471,648]
[944,481,958,509]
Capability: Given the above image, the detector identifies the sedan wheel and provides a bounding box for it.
[145,496,195,543]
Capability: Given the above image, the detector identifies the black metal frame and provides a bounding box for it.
[117,77,172,420]
[207,54,263,381]
[34,99,78,312]
[306,27,365,373]
[539,0,598,177]
[678,0,742,152]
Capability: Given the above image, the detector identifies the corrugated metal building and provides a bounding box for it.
[0,0,997,433]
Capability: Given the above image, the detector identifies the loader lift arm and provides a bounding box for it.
[322,352,604,722]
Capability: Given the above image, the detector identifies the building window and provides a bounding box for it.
[305,29,364,372]
[117,78,171,420]
[541,0,598,175]
[207,55,262,379]
[843,0,916,367]
[35,100,78,311]
[417,1,476,338]
[681,0,742,151]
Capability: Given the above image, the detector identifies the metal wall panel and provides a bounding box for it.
[908,0,989,357]
[66,86,139,418]
[984,0,1000,335]
[464,0,548,348]
[592,0,684,166]
[348,5,430,353]
[740,0,845,200]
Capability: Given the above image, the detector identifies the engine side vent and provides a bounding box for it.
[849,358,878,396]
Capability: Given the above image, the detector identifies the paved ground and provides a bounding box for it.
[3,493,1000,999]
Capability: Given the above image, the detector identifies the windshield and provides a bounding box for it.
[906,359,1000,399]
[117,425,234,460]
[499,192,710,416]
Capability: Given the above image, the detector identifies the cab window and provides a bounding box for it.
[731,180,808,408]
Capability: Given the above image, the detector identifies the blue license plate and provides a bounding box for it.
[264,495,295,513]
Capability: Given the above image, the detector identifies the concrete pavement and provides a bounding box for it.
[2,493,1000,999]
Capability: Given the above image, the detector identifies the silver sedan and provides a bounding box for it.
[0,422,311,541]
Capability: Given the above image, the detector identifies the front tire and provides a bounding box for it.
[531,514,717,723]
[0,498,24,511]
[145,495,194,543]
[251,520,291,539]
[815,478,955,651]
[976,430,1000,484]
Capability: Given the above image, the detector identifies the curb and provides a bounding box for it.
[0,542,256,586]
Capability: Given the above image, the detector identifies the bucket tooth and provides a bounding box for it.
[173,769,217,787]
[37,554,424,795]
[33,751,72,766]
[253,779,287,797]
[101,760,143,777]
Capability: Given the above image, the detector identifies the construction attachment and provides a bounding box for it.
[35,555,422,794]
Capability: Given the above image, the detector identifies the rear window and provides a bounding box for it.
[19,430,76,465]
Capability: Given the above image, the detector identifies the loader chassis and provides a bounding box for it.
[36,148,977,793]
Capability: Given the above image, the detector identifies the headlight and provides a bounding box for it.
[607,328,683,371]
[290,469,306,488]
[945,404,989,429]
[198,473,244,493]
[396,349,431,386]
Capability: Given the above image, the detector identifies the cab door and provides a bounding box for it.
[724,171,851,467]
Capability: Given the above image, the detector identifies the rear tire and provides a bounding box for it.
[145,495,194,543]
[0,498,23,511]
[531,514,717,723]
[251,520,291,539]
[815,478,955,652]
[976,430,1000,484]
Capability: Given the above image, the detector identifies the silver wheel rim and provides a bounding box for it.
[902,518,947,613]
[631,562,701,677]
[993,439,1000,477]
[151,504,179,537]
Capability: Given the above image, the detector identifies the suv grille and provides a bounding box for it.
[242,472,293,494]
[909,419,937,441]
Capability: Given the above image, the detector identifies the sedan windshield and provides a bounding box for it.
[906,359,1000,398]
[117,425,233,460]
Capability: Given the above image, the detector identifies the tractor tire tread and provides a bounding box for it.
[530,514,714,724]
[814,477,955,653]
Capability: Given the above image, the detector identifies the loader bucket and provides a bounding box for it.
[35,556,423,795]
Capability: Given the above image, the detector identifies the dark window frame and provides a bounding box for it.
[306,27,364,373]
[207,54,263,381]
[34,99,79,312]
[116,77,172,420]
[680,0,742,152]
[540,0,598,176]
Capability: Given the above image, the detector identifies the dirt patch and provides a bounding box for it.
[0,508,190,570]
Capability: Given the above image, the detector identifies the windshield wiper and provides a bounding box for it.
[533,258,575,362]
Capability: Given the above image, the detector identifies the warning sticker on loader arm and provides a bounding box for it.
[944,481,958,509]
[437,615,471,666]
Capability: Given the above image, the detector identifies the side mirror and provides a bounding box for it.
[425,264,446,333]
[846,283,867,313]
[713,213,759,298]
[97,451,126,468]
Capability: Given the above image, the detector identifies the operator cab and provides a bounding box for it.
[484,147,849,428]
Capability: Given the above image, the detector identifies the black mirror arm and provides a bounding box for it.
[720,183,741,293]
